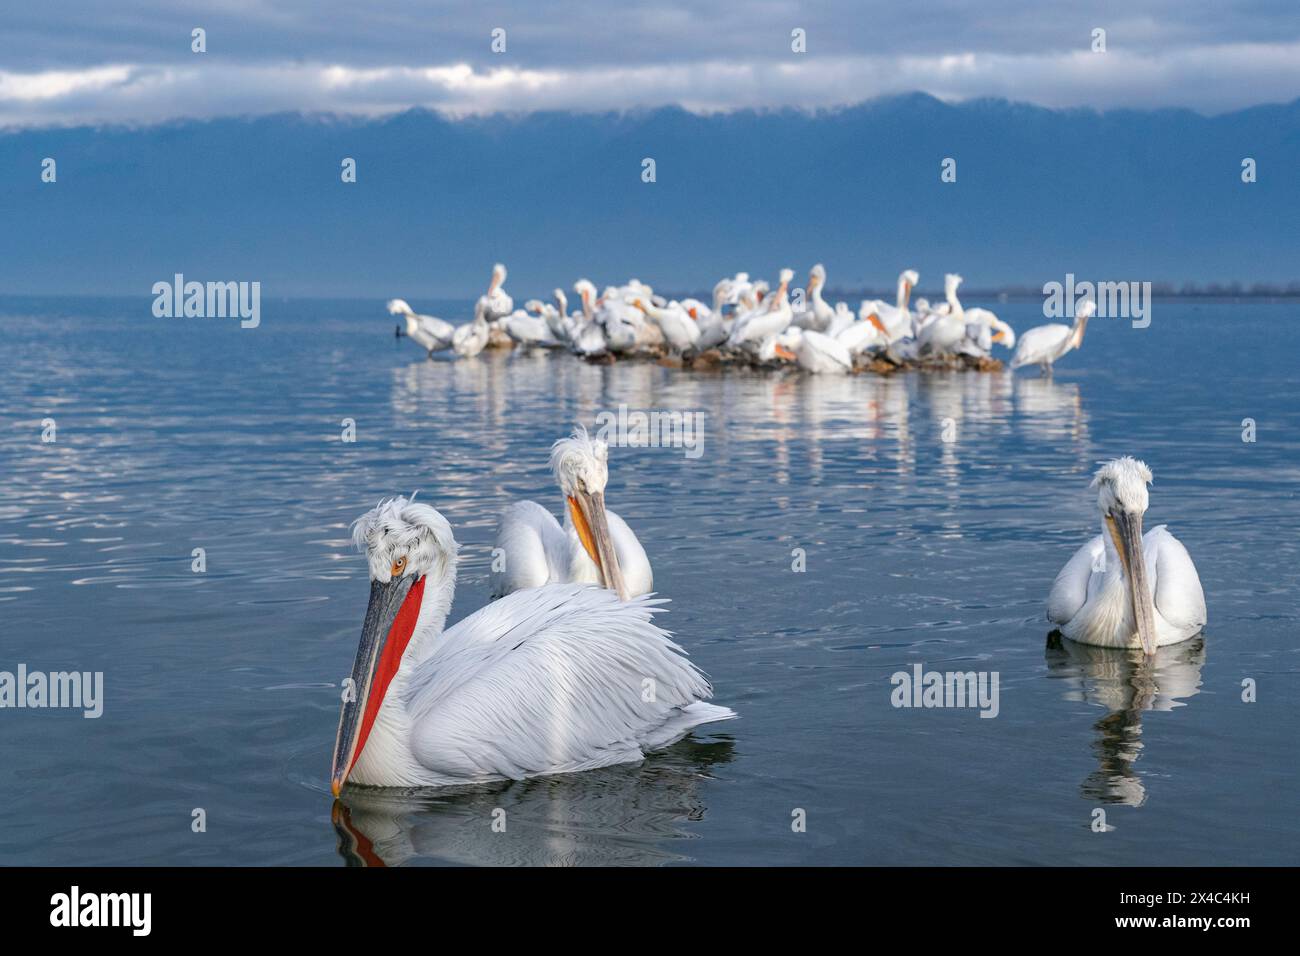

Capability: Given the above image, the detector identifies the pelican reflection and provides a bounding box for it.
[1044,633,1205,807]
[332,737,734,866]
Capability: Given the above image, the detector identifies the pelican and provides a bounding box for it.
[388,299,454,354]
[477,263,513,321]
[1012,300,1094,374]
[682,294,729,349]
[960,308,1011,346]
[331,496,734,793]
[858,269,919,344]
[788,327,853,374]
[633,299,700,353]
[1047,457,1206,655]
[836,309,888,356]
[567,280,609,356]
[490,428,653,600]
[792,264,835,331]
[727,268,794,352]
[504,302,562,348]
[917,274,967,356]
[754,328,799,364]
[451,304,490,358]
[588,287,643,353]
[827,302,856,338]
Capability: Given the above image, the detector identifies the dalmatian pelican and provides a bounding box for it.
[330,496,733,793]
[387,299,454,354]
[1047,457,1206,655]
[1012,300,1094,374]
[490,428,652,600]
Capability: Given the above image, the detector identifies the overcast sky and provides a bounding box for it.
[3,1,1299,127]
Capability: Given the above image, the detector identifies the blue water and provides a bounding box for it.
[1,295,1297,865]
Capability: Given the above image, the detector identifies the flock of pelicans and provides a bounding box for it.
[330,431,1207,795]
[387,262,1095,374]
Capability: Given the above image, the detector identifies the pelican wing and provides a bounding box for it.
[415,313,454,343]
[1047,534,1103,625]
[489,500,570,598]
[801,330,853,372]
[406,585,733,781]
[607,508,653,597]
[1011,323,1070,367]
[1145,525,1207,635]
[837,319,882,354]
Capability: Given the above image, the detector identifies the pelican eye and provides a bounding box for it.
[391,556,408,577]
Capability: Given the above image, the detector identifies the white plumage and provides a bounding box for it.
[333,497,733,792]
[388,299,455,354]
[790,327,853,373]
[727,268,794,352]
[490,427,653,600]
[1047,457,1206,652]
[1012,300,1094,373]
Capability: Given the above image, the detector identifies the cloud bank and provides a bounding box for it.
[3,2,1299,126]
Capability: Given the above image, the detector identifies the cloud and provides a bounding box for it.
[4,42,1300,129]
[2,2,1299,126]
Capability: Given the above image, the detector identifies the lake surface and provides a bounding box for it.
[1,296,1297,866]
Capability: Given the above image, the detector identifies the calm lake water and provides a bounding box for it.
[1,296,1297,866]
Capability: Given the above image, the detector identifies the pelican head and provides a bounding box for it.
[1091,457,1158,655]
[900,269,919,301]
[574,279,597,315]
[1073,298,1096,346]
[332,496,457,796]
[808,263,826,291]
[944,273,963,297]
[488,263,507,294]
[550,428,629,601]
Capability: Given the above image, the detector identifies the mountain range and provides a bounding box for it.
[2,93,1297,298]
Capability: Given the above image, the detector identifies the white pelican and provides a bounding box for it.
[712,275,742,315]
[566,280,609,356]
[836,309,888,355]
[820,301,853,338]
[792,264,836,331]
[590,287,644,353]
[1047,457,1206,654]
[682,294,729,350]
[477,263,513,321]
[451,305,490,358]
[388,299,454,354]
[331,496,733,793]
[755,334,797,364]
[504,302,562,348]
[1012,300,1094,374]
[490,428,653,600]
[917,273,967,356]
[727,268,794,352]
[633,298,700,353]
[788,327,853,374]
[858,269,919,344]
